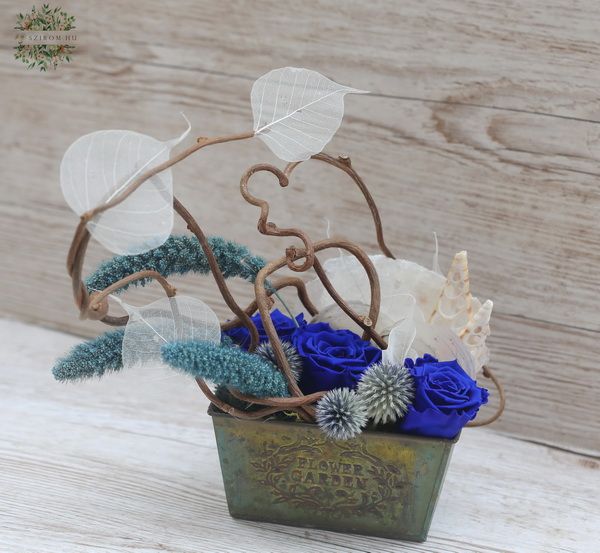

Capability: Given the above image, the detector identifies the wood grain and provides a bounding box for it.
[1,1,599,454]
[1,320,598,553]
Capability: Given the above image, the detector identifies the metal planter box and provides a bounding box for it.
[209,407,457,542]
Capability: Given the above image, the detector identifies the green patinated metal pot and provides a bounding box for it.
[209,406,457,542]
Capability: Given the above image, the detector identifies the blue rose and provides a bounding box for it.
[223,309,306,349]
[293,322,382,394]
[396,354,488,439]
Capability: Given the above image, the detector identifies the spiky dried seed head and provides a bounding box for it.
[316,388,368,440]
[357,361,415,425]
[256,340,303,382]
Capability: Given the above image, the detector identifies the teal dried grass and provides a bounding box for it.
[357,361,415,425]
[57,235,291,397]
[315,388,368,440]
[162,340,289,398]
[52,329,125,381]
[52,330,288,401]
[85,235,266,293]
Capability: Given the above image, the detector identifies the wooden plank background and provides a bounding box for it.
[1,0,599,456]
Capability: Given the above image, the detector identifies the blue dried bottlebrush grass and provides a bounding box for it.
[255,340,303,382]
[161,340,289,398]
[316,388,368,440]
[357,361,415,425]
[52,330,288,401]
[53,329,125,381]
[85,235,266,293]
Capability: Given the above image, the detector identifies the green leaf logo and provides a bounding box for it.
[14,4,76,71]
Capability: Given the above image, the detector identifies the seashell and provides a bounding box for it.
[461,299,493,373]
[429,251,473,335]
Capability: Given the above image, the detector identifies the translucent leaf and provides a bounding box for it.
[252,67,367,162]
[60,115,191,255]
[412,321,477,378]
[310,301,373,336]
[382,310,416,366]
[116,295,221,371]
[306,254,444,334]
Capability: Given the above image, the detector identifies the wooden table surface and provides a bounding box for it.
[1,318,598,553]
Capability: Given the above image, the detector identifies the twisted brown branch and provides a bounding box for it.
[466,366,506,427]
[312,257,386,348]
[63,130,271,418]
[81,131,254,221]
[228,388,326,407]
[195,378,306,420]
[87,270,177,320]
[284,153,395,258]
[221,275,318,332]
[240,164,315,272]
[65,133,260,340]
[173,197,259,350]
[66,219,181,324]
[253,238,385,422]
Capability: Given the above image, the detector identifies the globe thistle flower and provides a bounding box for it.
[316,388,368,440]
[357,361,415,425]
[256,340,303,382]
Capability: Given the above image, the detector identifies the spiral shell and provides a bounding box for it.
[429,250,473,335]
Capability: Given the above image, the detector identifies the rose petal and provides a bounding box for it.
[401,357,489,436]
[295,321,382,394]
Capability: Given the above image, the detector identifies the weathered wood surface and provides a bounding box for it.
[1,320,598,553]
[1,1,599,455]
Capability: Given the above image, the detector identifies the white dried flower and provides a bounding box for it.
[316,388,368,440]
[256,340,303,382]
[357,361,415,425]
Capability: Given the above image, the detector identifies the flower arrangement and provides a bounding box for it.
[52,67,505,540]
[202,302,490,439]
